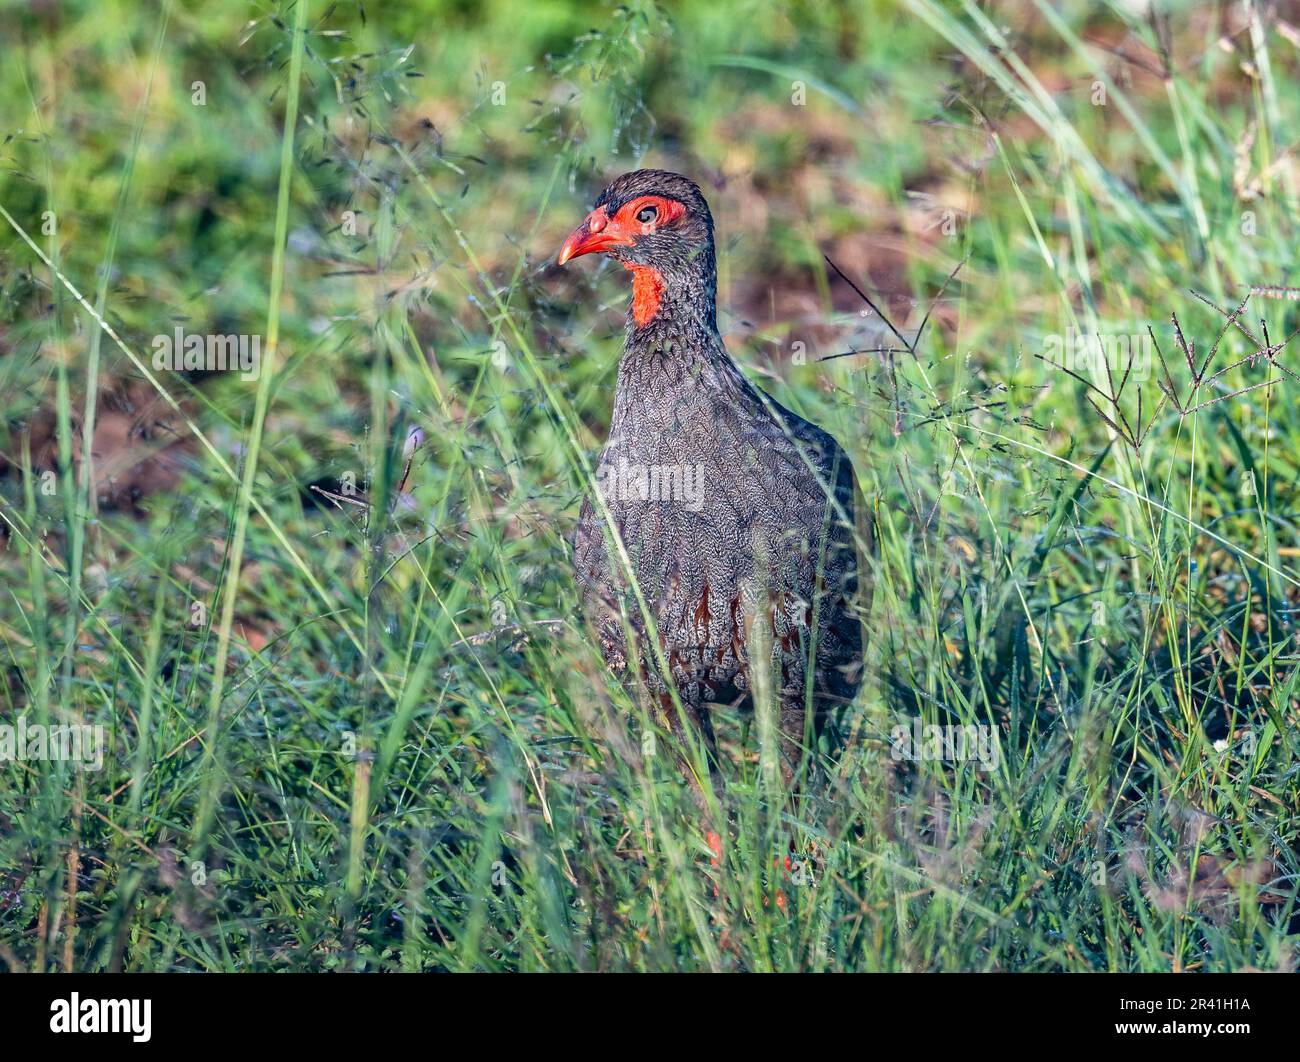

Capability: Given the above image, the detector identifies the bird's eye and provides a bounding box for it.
[635,205,658,225]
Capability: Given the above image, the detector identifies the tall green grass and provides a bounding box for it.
[0,0,1296,971]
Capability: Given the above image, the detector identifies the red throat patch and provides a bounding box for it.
[625,262,665,327]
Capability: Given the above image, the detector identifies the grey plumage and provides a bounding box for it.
[565,169,866,780]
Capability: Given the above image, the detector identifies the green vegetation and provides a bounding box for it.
[0,0,1296,971]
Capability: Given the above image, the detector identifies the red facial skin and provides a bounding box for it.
[557,195,687,325]
[626,263,665,328]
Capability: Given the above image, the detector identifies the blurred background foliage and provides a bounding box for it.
[0,0,1298,970]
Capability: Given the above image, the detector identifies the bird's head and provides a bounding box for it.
[557,169,716,329]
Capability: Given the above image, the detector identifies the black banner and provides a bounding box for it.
[3,972,1290,1048]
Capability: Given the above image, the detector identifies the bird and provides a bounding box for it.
[557,168,869,796]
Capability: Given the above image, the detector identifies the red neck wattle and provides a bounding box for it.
[625,263,665,327]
